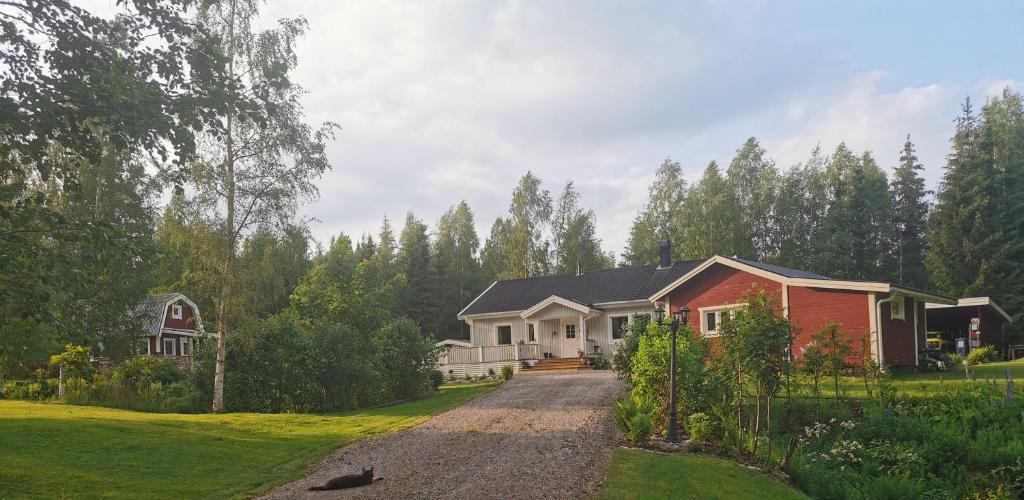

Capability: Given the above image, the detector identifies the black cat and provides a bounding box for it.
[307,467,380,491]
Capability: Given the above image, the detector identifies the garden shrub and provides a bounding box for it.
[966,345,998,365]
[612,396,639,432]
[49,344,95,381]
[500,364,514,381]
[631,320,709,427]
[686,412,712,444]
[626,411,653,446]
[487,367,496,379]
[428,370,445,389]
[112,356,182,389]
[611,314,649,383]
[949,353,964,366]
[3,379,59,400]
[592,355,611,370]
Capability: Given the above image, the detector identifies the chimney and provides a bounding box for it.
[658,239,672,269]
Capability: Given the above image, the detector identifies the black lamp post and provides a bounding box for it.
[655,304,689,443]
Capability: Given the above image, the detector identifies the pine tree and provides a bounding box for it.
[890,136,930,287]
[726,137,777,260]
[623,158,687,265]
[355,233,376,262]
[369,216,398,285]
[551,182,614,273]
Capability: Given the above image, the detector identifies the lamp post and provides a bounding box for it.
[655,304,689,443]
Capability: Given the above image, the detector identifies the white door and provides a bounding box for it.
[559,319,579,358]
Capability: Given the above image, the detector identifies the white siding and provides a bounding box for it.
[467,303,655,358]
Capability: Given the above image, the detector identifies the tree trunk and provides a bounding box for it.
[212,0,238,413]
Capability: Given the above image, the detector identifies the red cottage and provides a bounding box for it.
[135,293,207,358]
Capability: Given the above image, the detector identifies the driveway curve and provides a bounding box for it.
[260,370,623,499]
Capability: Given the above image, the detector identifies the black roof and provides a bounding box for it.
[459,256,844,316]
[728,256,832,280]
[460,260,703,316]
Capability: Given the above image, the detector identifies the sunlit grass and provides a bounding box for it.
[600,448,808,499]
[0,382,496,499]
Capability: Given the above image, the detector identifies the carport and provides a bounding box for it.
[925,297,1013,358]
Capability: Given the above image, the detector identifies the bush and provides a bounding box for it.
[613,396,639,432]
[626,412,653,446]
[3,379,59,400]
[112,356,182,389]
[612,314,649,383]
[500,364,514,381]
[966,346,998,366]
[949,353,964,366]
[487,367,496,379]
[687,412,712,444]
[49,344,95,381]
[428,370,445,389]
[631,320,709,426]
[592,355,611,370]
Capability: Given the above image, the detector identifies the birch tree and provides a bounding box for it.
[194,0,336,411]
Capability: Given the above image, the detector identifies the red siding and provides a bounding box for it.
[666,263,783,334]
[879,295,918,367]
[163,300,198,331]
[788,286,872,363]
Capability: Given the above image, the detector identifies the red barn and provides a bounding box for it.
[135,293,207,358]
[648,256,956,367]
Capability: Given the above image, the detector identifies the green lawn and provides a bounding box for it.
[0,382,495,499]
[600,448,808,500]
[815,358,1024,398]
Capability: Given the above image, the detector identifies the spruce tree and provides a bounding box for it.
[432,202,483,338]
[890,136,930,287]
[397,212,436,335]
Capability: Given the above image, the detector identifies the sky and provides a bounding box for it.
[87,0,1024,259]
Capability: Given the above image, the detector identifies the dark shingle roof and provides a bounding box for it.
[727,256,832,280]
[459,260,703,316]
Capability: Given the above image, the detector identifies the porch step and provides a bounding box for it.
[524,358,592,371]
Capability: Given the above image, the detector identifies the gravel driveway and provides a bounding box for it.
[260,370,623,499]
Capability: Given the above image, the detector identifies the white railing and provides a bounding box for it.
[439,344,540,365]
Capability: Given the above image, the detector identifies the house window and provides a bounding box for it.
[181,338,191,356]
[140,340,150,355]
[890,297,905,321]
[611,316,628,340]
[699,304,744,338]
[565,324,576,339]
[163,338,175,356]
[497,325,512,345]
[171,304,183,320]
[527,323,536,342]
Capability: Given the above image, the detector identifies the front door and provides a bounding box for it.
[559,318,579,358]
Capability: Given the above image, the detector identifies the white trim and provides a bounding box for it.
[609,315,630,341]
[868,292,878,363]
[171,304,183,320]
[564,323,577,339]
[526,322,537,343]
[781,283,790,318]
[592,300,651,308]
[458,310,523,321]
[162,337,175,356]
[925,297,1013,323]
[697,303,745,338]
[435,339,471,348]
[180,337,191,357]
[457,280,497,317]
[520,295,592,319]
[889,287,956,305]
[912,298,919,367]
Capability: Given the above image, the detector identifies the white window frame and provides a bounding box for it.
[163,338,175,356]
[565,324,577,339]
[171,304,183,320]
[698,304,745,338]
[180,338,191,357]
[527,322,536,343]
[496,324,513,346]
[610,315,629,341]
[890,296,905,321]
